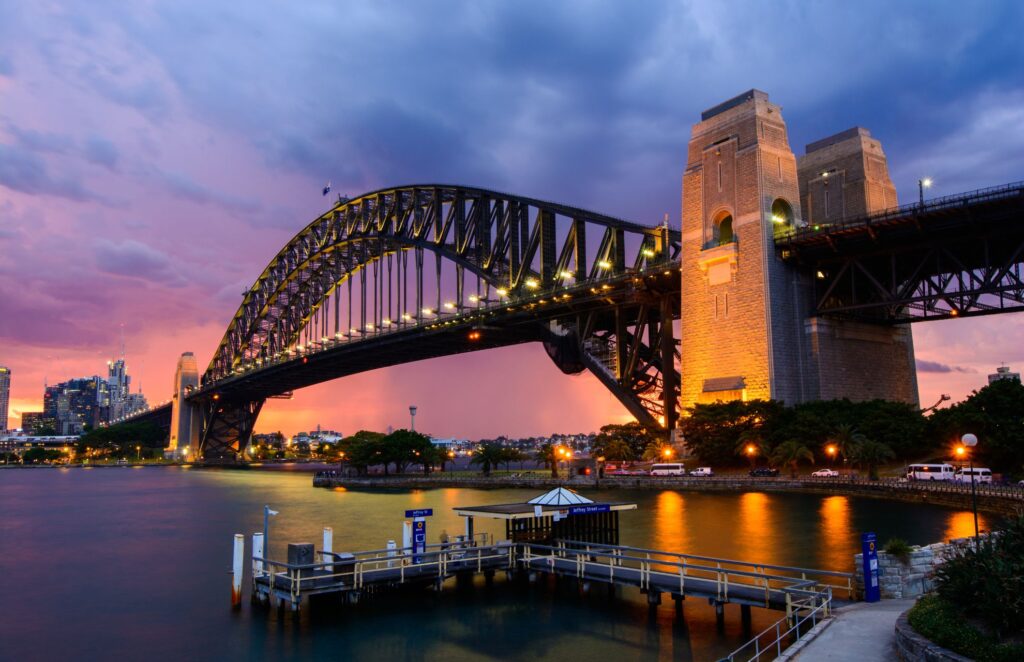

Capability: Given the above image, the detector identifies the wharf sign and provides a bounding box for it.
[861,532,880,603]
[567,504,611,516]
[406,509,432,564]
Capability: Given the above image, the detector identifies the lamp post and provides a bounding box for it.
[745,444,757,470]
[826,444,837,468]
[961,433,980,543]
[918,178,933,206]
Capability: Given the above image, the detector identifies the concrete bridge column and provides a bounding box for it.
[169,352,200,460]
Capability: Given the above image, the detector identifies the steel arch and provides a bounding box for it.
[206,184,678,382]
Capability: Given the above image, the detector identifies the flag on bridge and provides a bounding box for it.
[322,181,331,196]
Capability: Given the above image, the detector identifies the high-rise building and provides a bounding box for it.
[988,365,1021,384]
[107,358,130,418]
[46,376,110,435]
[0,366,10,432]
[20,412,56,435]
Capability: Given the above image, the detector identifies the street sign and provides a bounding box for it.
[412,519,427,564]
[861,532,880,602]
[568,504,611,515]
[405,508,434,518]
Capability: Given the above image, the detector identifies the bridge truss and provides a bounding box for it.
[196,185,681,458]
[777,181,1024,322]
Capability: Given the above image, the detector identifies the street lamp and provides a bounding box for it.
[136,445,141,461]
[825,444,837,468]
[961,433,980,543]
[745,444,757,469]
[918,177,933,205]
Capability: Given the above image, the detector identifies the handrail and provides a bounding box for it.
[718,589,833,662]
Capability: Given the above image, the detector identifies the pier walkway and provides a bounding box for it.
[252,537,853,622]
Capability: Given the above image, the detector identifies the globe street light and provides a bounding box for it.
[961,433,980,543]
[918,177,933,206]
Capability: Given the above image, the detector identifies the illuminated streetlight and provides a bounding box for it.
[662,447,673,459]
[919,177,933,205]
[961,433,980,543]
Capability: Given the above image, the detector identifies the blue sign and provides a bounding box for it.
[405,508,434,518]
[568,504,611,515]
[861,532,880,603]
[412,519,427,564]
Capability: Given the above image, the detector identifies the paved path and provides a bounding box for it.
[789,599,914,661]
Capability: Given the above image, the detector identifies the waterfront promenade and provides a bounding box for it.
[315,472,1024,517]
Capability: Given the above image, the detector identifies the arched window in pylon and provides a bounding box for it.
[771,198,794,239]
[713,210,734,246]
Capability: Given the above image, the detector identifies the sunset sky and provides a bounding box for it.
[2,1,1023,438]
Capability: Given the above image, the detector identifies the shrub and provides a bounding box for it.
[908,595,1024,662]
[883,538,912,564]
[933,514,1024,639]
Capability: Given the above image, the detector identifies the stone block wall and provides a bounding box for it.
[854,539,970,600]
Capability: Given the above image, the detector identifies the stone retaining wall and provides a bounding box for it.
[855,540,971,600]
[894,611,972,661]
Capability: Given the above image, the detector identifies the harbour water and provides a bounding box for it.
[0,467,990,661]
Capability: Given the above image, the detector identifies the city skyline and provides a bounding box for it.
[2,1,1024,438]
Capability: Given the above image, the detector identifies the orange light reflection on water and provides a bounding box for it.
[944,510,988,542]
[652,490,688,553]
[818,496,853,570]
[737,492,776,564]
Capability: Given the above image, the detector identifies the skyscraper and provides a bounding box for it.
[0,366,10,432]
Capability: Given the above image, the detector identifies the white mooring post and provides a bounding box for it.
[231,533,245,608]
[402,521,412,557]
[387,540,398,568]
[323,527,334,572]
[252,532,265,577]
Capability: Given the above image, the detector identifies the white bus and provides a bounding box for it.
[907,463,955,481]
[649,463,686,476]
[954,467,992,484]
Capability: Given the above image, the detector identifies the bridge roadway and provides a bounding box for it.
[252,538,852,618]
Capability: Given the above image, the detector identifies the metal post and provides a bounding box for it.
[970,456,979,542]
[323,526,333,572]
[387,540,397,568]
[252,532,265,577]
[263,505,278,560]
[402,521,412,556]
[231,533,244,608]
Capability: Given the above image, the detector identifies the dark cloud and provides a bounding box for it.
[93,238,188,287]
[0,143,103,202]
[83,136,119,170]
[917,359,975,374]
[157,171,262,215]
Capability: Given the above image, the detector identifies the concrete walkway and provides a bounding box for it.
[788,599,914,661]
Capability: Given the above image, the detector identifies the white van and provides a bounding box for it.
[907,464,955,481]
[954,467,992,484]
[650,463,686,476]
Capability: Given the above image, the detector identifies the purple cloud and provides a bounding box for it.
[916,359,975,374]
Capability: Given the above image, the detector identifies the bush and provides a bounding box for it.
[934,514,1024,638]
[883,538,913,564]
[908,595,1024,662]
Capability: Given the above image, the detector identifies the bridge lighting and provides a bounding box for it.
[560,270,575,279]
[642,248,655,258]
[919,178,933,205]
[402,313,412,321]
[468,330,482,341]
[771,214,785,224]
[321,336,329,343]
[468,294,480,303]
[821,171,829,179]
[422,307,434,315]
[524,278,539,289]
[444,301,456,310]
[365,323,374,330]
[382,318,392,326]
[297,345,304,352]
[597,259,612,269]
[496,287,508,297]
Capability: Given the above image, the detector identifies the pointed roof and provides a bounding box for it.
[527,487,594,506]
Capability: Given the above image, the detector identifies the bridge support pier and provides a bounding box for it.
[741,604,752,634]
[647,590,662,606]
[714,601,725,632]
[672,593,684,615]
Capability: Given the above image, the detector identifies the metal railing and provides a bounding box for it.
[718,591,833,662]
[521,540,853,605]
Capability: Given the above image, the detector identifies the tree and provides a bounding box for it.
[770,440,814,478]
[849,438,895,481]
[927,379,1024,474]
[470,443,505,476]
[535,443,559,478]
[642,442,676,463]
[828,423,865,461]
[383,429,434,474]
[680,399,784,465]
[592,422,658,460]
[736,430,763,469]
[341,430,386,475]
[596,438,633,462]
[502,448,526,472]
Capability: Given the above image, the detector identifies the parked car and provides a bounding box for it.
[649,463,686,476]
[749,467,779,477]
[689,467,714,477]
[954,467,992,484]
[811,469,839,477]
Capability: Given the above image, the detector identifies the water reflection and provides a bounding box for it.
[944,510,988,542]
[736,492,776,564]
[818,496,853,569]
[653,490,688,553]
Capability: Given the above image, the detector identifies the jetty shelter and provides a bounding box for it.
[454,487,637,545]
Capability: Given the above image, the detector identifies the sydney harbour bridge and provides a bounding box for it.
[115,177,1024,459]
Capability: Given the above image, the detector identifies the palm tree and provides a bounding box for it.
[770,440,815,478]
[849,438,895,481]
[829,424,866,460]
[470,443,505,477]
[736,431,763,469]
[642,442,675,463]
